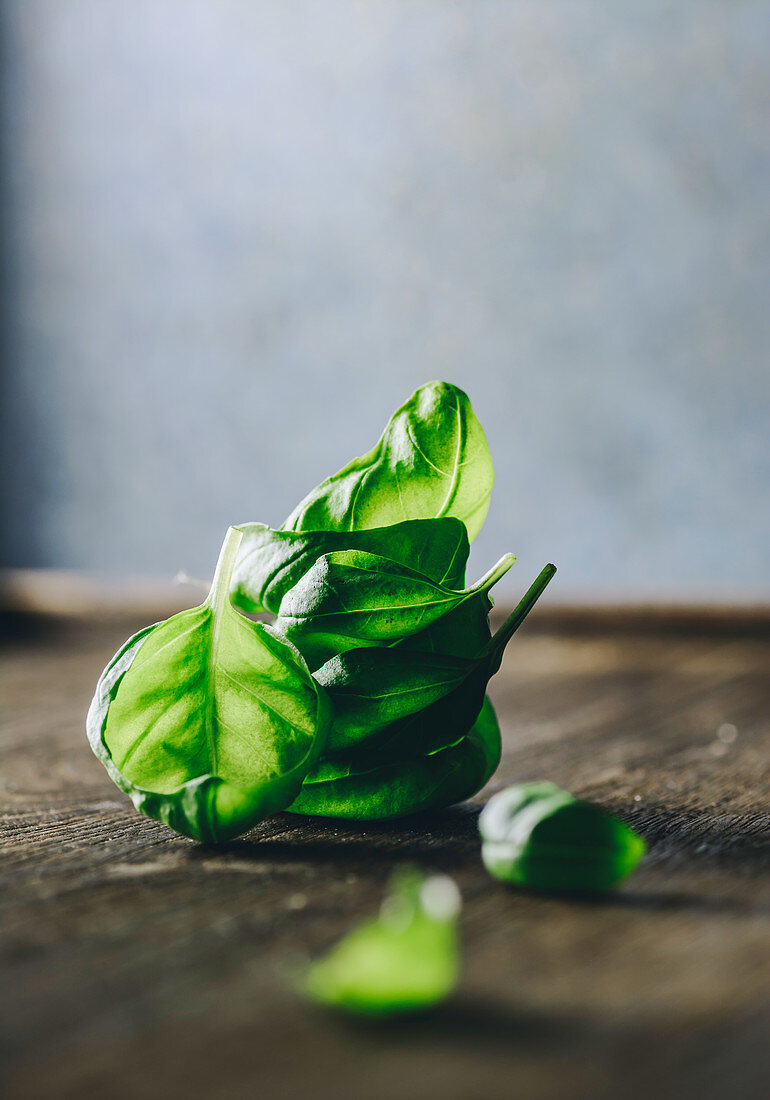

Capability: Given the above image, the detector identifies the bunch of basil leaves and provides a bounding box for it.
[87,381,555,841]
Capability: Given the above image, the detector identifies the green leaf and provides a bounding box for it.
[397,592,492,658]
[282,381,494,542]
[315,647,476,755]
[478,782,647,893]
[231,517,470,615]
[313,563,557,762]
[288,695,502,819]
[276,550,515,671]
[87,528,330,843]
[296,869,461,1016]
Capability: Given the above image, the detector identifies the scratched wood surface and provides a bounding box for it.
[2,610,769,1100]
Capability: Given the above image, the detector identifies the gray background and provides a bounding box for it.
[2,0,768,597]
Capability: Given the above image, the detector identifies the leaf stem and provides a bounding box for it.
[468,552,516,595]
[207,526,244,615]
[481,563,556,664]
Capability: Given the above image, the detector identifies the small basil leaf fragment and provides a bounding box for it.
[289,695,502,819]
[87,527,330,843]
[282,380,494,542]
[231,517,470,614]
[479,782,647,893]
[297,869,461,1016]
[276,550,515,671]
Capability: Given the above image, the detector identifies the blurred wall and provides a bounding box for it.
[2,0,769,596]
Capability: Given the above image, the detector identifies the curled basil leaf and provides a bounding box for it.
[87,527,330,843]
[296,868,461,1016]
[315,647,478,755]
[276,550,515,671]
[314,563,557,761]
[282,381,495,542]
[479,782,647,893]
[231,517,470,615]
[288,695,501,819]
[397,593,493,659]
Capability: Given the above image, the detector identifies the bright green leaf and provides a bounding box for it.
[276,550,515,671]
[231,517,470,615]
[87,528,330,843]
[296,868,461,1016]
[282,381,494,542]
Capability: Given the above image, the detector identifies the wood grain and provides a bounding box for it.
[1,612,769,1100]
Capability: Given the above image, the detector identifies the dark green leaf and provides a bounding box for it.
[479,782,647,893]
[313,563,557,762]
[231,517,470,614]
[276,550,515,671]
[315,647,475,755]
[288,695,502,819]
[282,381,494,542]
[296,868,460,1016]
[397,592,492,658]
[87,528,331,843]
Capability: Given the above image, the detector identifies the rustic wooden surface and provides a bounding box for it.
[2,610,769,1100]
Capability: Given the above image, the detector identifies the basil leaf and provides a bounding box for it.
[276,550,515,671]
[282,381,494,542]
[315,647,475,755]
[319,663,488,769]
[313,563,557,761]
[87,528,330,843]
[479,782,647,893]
[231,517,470,615]
[287,695,501,819]
[296,869,460,1016]
[397,593,492,658]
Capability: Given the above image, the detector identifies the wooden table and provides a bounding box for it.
[2,609,769,1099]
